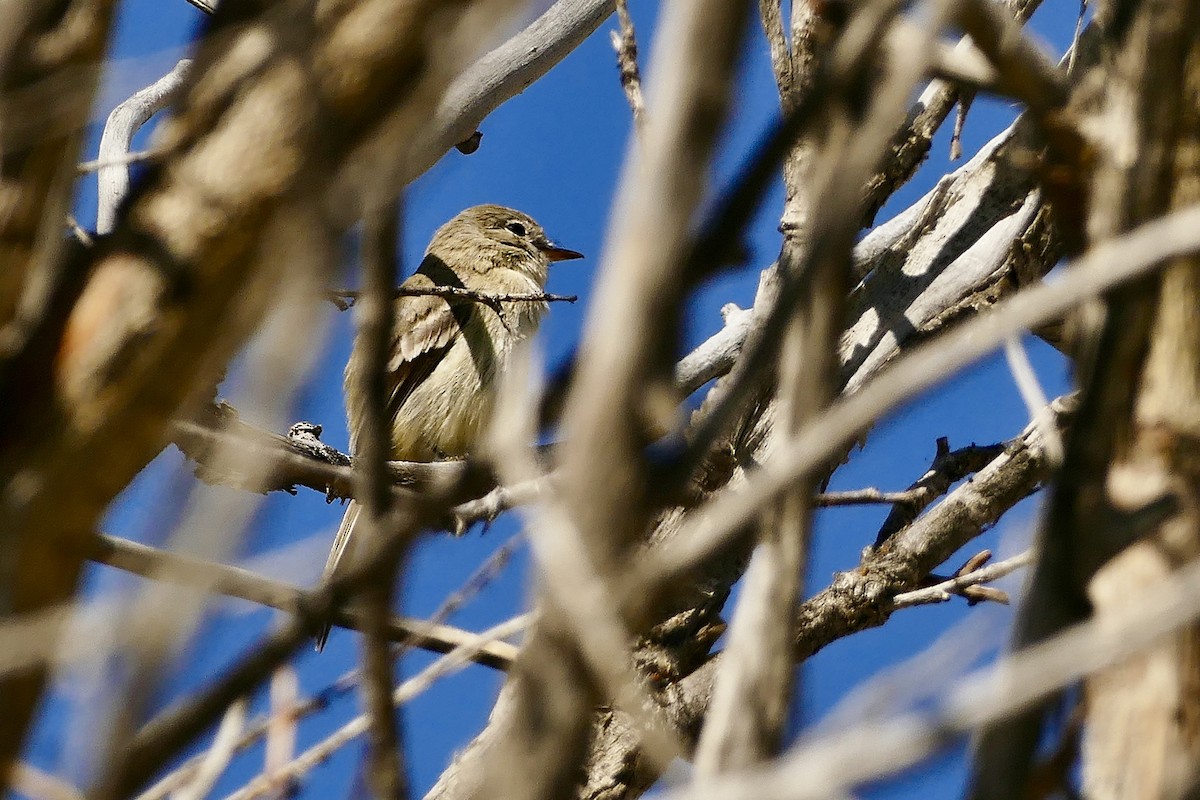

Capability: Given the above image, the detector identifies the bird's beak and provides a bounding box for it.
[537,240,584,262]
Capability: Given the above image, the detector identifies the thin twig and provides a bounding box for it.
[450,478,548,533]
[1004,338,1064,465]
[89,534,517,670]
[430,536,525,621]
[172,701,246,800]
[95,58,191,233]
[956,0,1068,115]
[65,215,93,247]
[874,440,1007,548]
[892,550,1034,607]
[77,148,161,174]
[133,546,525,800]
[328,287,577,313]
[611,0,646,135]
[815,488,930,507]
[950,92,973,160]
[115,535,411,796]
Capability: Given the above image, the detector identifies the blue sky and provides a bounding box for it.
[29,1,1083,798]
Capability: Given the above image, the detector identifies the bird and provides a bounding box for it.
[315,204,583,651]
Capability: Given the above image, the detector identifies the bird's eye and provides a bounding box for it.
[505,221,527,237]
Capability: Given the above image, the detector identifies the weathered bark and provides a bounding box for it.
[571,107,1065,800]
[1082,0,1200,793]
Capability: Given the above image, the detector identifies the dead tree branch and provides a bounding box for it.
[88,533,517,669]
[94,58,190,233]
[647,203,1200,589]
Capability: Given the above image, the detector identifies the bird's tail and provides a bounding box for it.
[314,499,361,652]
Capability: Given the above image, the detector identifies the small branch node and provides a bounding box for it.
[454,131,483,154]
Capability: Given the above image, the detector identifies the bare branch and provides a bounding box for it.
[88,534,517,670]
[862,0,1045,220]
[134,548,528,800]
[892,549,1033,607]
[970,1,1200,792]
[676,9,1032,486]
[94,58,190,233]
[65,215,93,247]
[956,0,1068,116]
[677,395,1070,739]
[1003,336,1064,465]
[172,701,245,800]
[0,0,118,773]
[655,545,1200,800]
[675,303,753,396]
[405,0,619,180]
[492,352,686,777]
[758,0,792,98]
[575,395,1070,799]
[675,111,1052,402]
[646,203,1200,589]
[328,286,577,313]
[816,488,927,506]
[171,404,491,501]
[77,147,159,174]
[114,515,423,796]
[873,439,1007,548]
[264,669,299,792]
[449,480,547,533]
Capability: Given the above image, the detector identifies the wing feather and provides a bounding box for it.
[385,270,471,420]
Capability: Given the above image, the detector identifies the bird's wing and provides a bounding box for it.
[386,271,470,420]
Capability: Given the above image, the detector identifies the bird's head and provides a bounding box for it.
[431,204,583,282]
